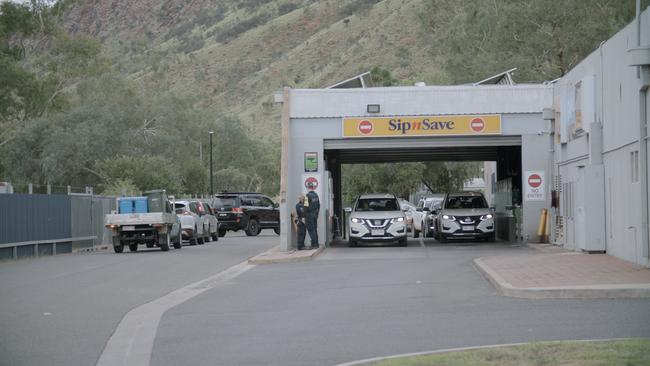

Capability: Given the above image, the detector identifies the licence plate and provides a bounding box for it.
[371,229,384,236]
[219,214,227,217]
[462,226,474,231]
[122,226,135,231]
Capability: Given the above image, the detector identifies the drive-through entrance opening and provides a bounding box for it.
[323,137,522,245]
[278,85,553,251]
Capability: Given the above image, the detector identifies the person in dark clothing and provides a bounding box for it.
[305,190,320,249]
[295,195,307,250]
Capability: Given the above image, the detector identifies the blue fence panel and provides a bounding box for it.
[0,194,71,245]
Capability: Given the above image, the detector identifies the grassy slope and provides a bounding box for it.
[62,0,448,143]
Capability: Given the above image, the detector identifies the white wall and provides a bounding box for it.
[552,6,650,266]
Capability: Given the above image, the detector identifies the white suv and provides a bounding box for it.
[348,193,407,247]
[436,192,495,242]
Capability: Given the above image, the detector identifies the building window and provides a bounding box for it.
[574,81,582,131]
[631,150,639,183]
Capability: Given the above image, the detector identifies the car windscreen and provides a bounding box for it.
[214,197,238,210]
[355,198,400,212]
[174,203,187,214]
[444,196,488,209]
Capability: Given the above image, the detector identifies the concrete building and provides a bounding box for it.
[550,6,650,267]
[277,6,650,267]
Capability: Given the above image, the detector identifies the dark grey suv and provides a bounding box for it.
[212,192,280,237]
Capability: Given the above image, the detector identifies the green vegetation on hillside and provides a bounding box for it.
[0,0,645,197]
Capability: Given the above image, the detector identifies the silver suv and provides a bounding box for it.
[436,192,495,242]
[348,193,407,247]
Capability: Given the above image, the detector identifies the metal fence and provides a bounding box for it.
[0,193,116,260]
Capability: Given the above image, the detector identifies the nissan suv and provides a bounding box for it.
[348,193,407,247]
[435,192,495,242]
[212,192,280,237]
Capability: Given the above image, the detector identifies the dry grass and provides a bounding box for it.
[371,339,650,366]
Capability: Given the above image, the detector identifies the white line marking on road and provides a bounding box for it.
[95,260,254,366]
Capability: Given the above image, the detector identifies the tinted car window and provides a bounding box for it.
[444,196,488,209]
[214,197,238,209]
[355,198,400,212]
[189,202,199,214]
[259,197,274,207]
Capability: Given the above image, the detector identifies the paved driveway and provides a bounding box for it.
[0,231,277,366]
[152,239,650,366]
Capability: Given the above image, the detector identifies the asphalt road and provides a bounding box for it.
[152,239,650,366]
[1,235,649,366]
[0,230,278,366]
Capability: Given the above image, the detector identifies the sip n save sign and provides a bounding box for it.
[524,171,545,201]
[342,115,501,138]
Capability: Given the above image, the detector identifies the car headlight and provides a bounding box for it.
[395,217,404,222]
[351,218,361,223]
[481,214,493,220]
[442,215,455,220]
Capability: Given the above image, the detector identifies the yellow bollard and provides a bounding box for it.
[536,208,548,243]
[544,210,551,243]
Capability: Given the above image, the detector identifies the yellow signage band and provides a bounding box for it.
[342,114,502,138]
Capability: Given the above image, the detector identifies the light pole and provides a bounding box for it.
[209,131,214,197]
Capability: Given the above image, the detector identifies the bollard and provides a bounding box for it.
[536,208,548,243]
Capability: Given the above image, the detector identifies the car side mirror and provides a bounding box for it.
[490,207,496,213]
[416,208,422,212]
[344,207,352,213]
[432,210,438,215]
[273,202,279,208]
[423,207,430,212]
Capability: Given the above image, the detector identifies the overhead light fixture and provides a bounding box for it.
[367,104,380,113]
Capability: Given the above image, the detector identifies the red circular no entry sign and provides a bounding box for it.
[470,118,485,132]
[358,120,373,134]
[528,174,543,188]
[305,177,319,190]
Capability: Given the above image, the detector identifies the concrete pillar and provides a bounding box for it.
[279,87,293,251]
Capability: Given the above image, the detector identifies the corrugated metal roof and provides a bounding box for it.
[289,84,552,119]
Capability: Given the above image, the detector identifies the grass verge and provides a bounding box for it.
[370,339,650,366]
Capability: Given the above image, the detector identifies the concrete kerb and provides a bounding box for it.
[333,338,643,366]
[473,257,650,299]
[247,245,325,265]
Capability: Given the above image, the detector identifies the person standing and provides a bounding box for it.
[295,195,307,250]
[305,190,320,249]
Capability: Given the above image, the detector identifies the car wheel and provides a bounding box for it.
[113,244,124,253]
[190,228,198,245]
[398,237,407,247]
[218,228,227,237]
[211,232,219,242]
[439,234,448,243]
[173,237,182,249]
[129,244,138,252]
[160,243,170,251]
[349,239,357,247]
[487,232,496,242]
[413,228,420,238]
[245,219,261,236]
[273,227,280,235]
[198,236,204,244]
[203,226,210,243]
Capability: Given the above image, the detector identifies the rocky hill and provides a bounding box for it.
[61,0,446,143]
